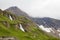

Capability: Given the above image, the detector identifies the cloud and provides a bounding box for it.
[30,0,50,9]
[28,0,60,19]
[0,0,60,19]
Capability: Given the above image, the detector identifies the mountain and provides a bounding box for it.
[5,6,60,30]
[5,6,30,18]
[0,9,60,40]
[32,17,60,37]
[5,6,60,39]
[32,17,60,29]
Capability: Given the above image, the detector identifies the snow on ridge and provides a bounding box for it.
[38,25,60,37]
[57,30,60,32]
[39,25,51,32]
[57,29,60,32]
[39,25,55,33]
[59,33,60,37]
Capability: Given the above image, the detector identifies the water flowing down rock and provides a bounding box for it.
[19,24,25,32]
[9,15,13,20]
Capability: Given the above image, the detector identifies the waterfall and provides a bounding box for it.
[9,15,13,20]
[19,24,25,32]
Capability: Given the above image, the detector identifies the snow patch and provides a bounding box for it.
[39,25,55,33]
[57,29,60,32]
[19,24,25,32]
[59,33,60,37]
[49,28,55,33]
[9,15,13,20]
[39,25,51,32]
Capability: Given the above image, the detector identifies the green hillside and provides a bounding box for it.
[0,9,60,40]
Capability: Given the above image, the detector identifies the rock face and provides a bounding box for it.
[0,9,3,15]
[3,11,16,20]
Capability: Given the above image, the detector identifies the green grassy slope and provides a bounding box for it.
[0,9,60,40]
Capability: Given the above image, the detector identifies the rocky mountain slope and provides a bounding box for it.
[0,9,60,40]
[32,17,60,37]
[32,17,60,28]
[5,6,60,38]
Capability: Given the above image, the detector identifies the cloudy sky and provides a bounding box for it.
[0,0,60,19]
